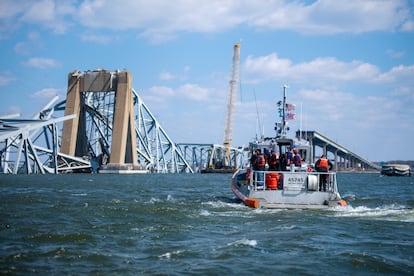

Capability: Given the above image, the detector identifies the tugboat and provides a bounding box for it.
[231,85,347,209]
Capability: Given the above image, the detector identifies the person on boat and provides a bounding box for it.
[253,148,266,185]
[286,148,293,166]
[315,154,333,191]
[279,152,288,171]
[264,148,271,163]
[250,149,258,168]
[268,150,279,171]
[292,150,302,167]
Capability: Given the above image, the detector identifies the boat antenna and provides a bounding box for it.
[281,84,288,137]
[299,102,302,141]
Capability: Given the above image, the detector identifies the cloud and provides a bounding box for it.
[147,86,175,97]
[74,0,413,41]
[31,87,64,98]
[292,88,407,141]
[401,19,414,32]
[177,83,210,101]
[375,64,414,84]
[242,53,414,95]
[0,71,16,86]
[386,49,405,59]
[0,0,75,35]
[159,67,190,81]
[159,71,176,81]
[1,0,412,41]
[243,54,380,85]
[22,57,61,69]
[145,83,212,103]
[14,31,42,55]
[249,0,412,34]
[80,33,113,44]
[76,0,412,36]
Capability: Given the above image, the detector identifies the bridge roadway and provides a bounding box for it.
[296,130,381,171]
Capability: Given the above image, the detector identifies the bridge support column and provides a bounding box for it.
[61,72,82,156]
[61,70,139,173]
[108,71,137,166]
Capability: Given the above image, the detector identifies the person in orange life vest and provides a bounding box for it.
[315,154,333,191]
[250,149,262,170]
[292,150,302,167]
[268,150,279,170]
[253,148,266,185]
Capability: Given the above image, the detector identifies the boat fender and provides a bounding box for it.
[337,200,347,206]
[245,198,259,208]
[306,175,318,191]
[307,167,312,173]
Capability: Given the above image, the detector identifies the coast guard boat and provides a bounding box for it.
[231,85,347,209]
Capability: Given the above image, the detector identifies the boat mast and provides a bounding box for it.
[281,84,288,138]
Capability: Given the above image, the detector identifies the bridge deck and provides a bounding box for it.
[296,130,380,171]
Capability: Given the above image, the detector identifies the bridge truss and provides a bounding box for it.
[0,97,91,174]
[1,69,247,175]
[176,143,245,173]
[0,71,194,174]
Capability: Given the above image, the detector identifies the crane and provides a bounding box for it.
[222,43,241,167]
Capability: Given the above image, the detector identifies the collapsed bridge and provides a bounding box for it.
[0,69,379,175]
[0,69,242,174]
[296,130,381,171]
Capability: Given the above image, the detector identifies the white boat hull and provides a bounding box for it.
[231,168,346,209]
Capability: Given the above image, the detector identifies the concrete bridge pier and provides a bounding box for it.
[61,70,140,173]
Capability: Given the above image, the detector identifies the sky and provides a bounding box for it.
[0,0,413,162]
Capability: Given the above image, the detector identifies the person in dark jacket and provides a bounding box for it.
[315,154,333,191]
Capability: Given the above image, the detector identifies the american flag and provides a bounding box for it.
[285,103,296,111]
[285,111,295,120]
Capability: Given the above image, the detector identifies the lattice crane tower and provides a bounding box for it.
[223,43,240,166]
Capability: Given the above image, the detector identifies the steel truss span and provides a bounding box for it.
[0,97,91,174]
[0,70,193,174]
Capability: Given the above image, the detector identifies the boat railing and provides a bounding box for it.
[248,169,337,193]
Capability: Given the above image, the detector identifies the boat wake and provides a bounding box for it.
[330,204,414,222]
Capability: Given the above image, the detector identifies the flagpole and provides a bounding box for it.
[282,84,288,137]
[300,102,302,141]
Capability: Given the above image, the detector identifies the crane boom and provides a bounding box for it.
[223,43,241,166]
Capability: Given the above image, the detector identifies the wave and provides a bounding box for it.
[330,204,414,222]
[202,200,245,209]
[70,193,88,196]
[158,250,183,259]
[226,238,258,247]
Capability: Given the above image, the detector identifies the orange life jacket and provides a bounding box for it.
[318,158,329,169]
[268,153,278,166]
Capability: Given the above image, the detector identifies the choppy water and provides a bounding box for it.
[0,173,413,275]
